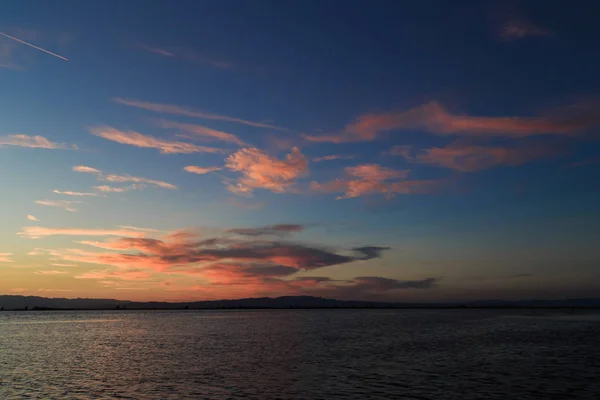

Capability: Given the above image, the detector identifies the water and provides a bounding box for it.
[1,309,599,399]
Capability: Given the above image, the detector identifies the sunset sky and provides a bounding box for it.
[1,0,599,302]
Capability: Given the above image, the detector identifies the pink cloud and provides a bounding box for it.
[415,142,558,172]
[225,147,309,195]
[346,164,410,181]
[305,101,600,143]
[90,126,223,154]
[27,215,39,222]
[35,199,81,212]
[158,120,245,146]
[73,165,101,174]
[18,226,148,239]
[113,98,287,131]
[93,185,144,193]
[34,270,68,275]
[0,253,13,262]
[119,226,160,233]
[53,190,100,197]
[77,268,153,281]
[0,134,73,149]
[184,166,222,175]
[312,154,356,162]
[312,163,441,199]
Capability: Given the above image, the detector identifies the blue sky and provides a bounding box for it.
[1,0,599,301]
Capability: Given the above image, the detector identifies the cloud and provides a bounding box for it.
[414,142,558,172]
[304,101,600,143]
[0,134,73,150]
[27,215,39,222]
[135,43,174,57]
[227,224,304,237]
[311,164,435,199]
[113,98,287,131]
[18,226,148,239]
[225,147,309,195]
[134,43,233,70]
[34,270,68,275]
[158,120,245,146]
[184,166,222,175]
[90,126,223,154]
[29,223,438,299]
[53,190,100,197]
[384,145,413,159]
[52,227,390,278]
[74,165,177,190]
[77,268,153,281]
[35,200,81,212]
[345,276,438,291]
[498,18,553,41]
[73,165,101,174]
[346,164,410,181]
[93,185,143,193]
[0,253,13,262]
[312,154,356,162]
[119,226,160,233]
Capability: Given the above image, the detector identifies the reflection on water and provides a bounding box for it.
[1,309,599,399]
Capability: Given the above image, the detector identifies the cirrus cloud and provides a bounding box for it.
[90,126,223,154]
[304,101,600,143]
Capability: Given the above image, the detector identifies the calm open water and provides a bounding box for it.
[1,309,599,399]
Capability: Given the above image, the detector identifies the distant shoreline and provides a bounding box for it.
[3,306,600,312]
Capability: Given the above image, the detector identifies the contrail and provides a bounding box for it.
[0,31,68,61]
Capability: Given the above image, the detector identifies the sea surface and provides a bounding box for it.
[1,309,599,399]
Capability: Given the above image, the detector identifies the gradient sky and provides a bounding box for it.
[1,0,600,302]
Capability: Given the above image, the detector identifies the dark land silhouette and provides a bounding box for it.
[1,295,600,311]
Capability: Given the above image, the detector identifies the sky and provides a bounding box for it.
[1,0,600,302]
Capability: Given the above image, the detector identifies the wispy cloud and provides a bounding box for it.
[73,165,177,190]
[304,101,600,143]
[312,163,440,199]
[27,215,40,222]
[0,134,74,150]
[93,184,144,193]
[158,119,245,146]
[415,142,558,172]
[90,126,223,154]
[227,224,304,237]
[34,270,68,275]
[184,166,222,175]
[134,43,232,70]
[53,190,100,197]
[18,226,149,239]
[35,200,81,212]
[225,147,309,195]
[73,165,101,174]
[312,154,356,162]
[119,226,160,233]
[135,43,174,57]
[113,98,287,131]
[0,253,13,262]
[498,17,553,41]
[383,145,413,159]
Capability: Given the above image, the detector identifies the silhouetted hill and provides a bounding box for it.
[1,295,599,311]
